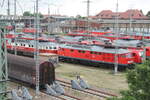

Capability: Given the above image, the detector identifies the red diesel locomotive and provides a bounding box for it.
[58,44,135,67]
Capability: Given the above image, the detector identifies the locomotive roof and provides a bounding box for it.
[113,39,143,47]
[60,44,130,54]
[15,40,58,46]
[126,32,150,36]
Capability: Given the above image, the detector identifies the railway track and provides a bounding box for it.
[42,90,81,100]
[9,80,81,100]
[56,78,118,99]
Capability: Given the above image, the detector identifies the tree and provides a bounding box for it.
[76,15,82,19]
[146,11,150,17]
[108,60,150,100]
[32,13,43,18]
[23,11,32,16]
[23,11,43,18]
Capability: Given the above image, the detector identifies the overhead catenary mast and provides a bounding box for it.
[14,0,17,55]
[48,4,50,34]
[35,0,40,95]
[7,0,10,15]
[85,0,91,32]
[114,0,119,74]
[129,8,133,34]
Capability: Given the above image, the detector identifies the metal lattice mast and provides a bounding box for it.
[35,0,40,95]
[0,28,8,99]
[114,0,119,74]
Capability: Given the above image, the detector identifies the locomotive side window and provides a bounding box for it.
[32,45,34,47]
[90,51,94,54]
[24,44,26,46]
[70,49,74,52]
[94,52,98,55]
[49,47,52,49]
[46,47,48,49]
[54,47,56,49]
[121,55,126,58]
[81,51,85,53]
[98,52,102,55]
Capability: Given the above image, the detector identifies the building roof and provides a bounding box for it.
[95,9,149,19]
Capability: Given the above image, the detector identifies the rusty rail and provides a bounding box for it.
[56,78,118,98]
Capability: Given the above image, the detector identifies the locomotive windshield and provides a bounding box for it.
[126,53,132,58]
[139,51,144,58]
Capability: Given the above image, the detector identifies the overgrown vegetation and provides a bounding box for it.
[23,11,43,18]
[108,60,150,100]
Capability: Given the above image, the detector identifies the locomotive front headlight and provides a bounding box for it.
[128,61,133,63]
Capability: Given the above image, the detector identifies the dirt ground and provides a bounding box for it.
[56,62,128,95]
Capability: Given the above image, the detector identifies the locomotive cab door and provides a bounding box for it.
[40,62,55,87]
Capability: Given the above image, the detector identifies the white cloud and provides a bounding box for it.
[0,0,149,16]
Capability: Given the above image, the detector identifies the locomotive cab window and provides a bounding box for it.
[132,53,136,56]
[146,48,149,51]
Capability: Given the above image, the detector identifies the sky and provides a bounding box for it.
[0,0,150,16]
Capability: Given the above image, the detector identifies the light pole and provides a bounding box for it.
[114,0,119,74]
